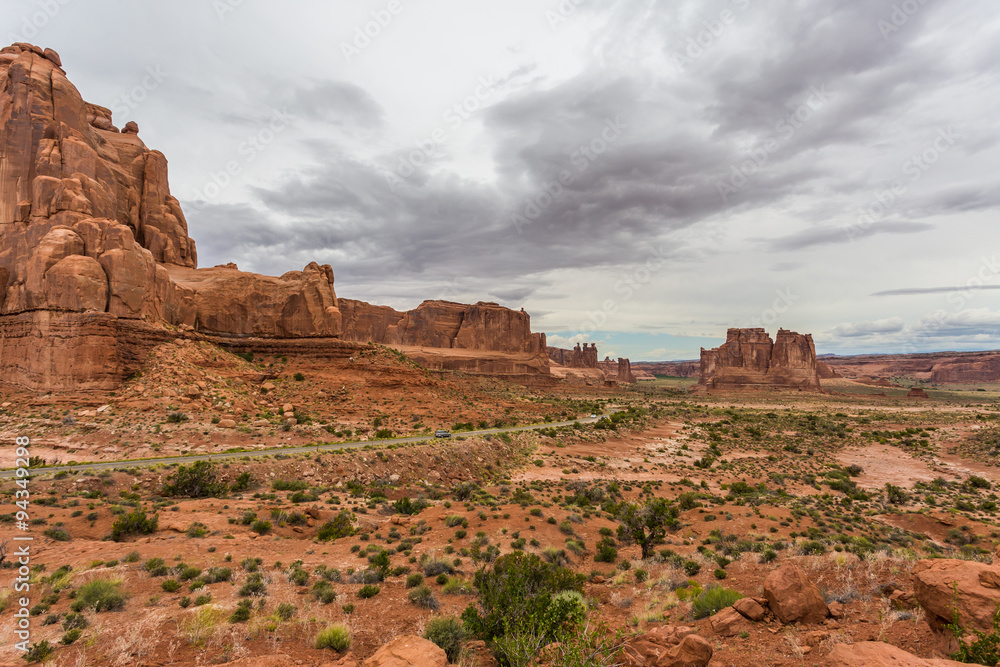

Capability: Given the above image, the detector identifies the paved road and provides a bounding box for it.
[0,415,606,479]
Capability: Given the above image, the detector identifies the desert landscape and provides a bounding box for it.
[1,3,1000,666]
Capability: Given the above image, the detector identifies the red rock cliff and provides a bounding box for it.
[699,328,821,391]
[0,44,550,389]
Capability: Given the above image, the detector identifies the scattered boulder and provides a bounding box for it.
[913,559,1000,637]
[622,625,713,667]
[361,636,448,667]
[217,419,237,429]
[734,597,767,622]
[764,563,830,625]
[711,606,753,637]
[824,641,970,666]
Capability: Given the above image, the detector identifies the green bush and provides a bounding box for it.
[594,537,617,563]
[44,527,71,541]
[22,641,54,663]
[691,585,743,620]
[111,508,158,542]
[161,579,181,593]
[406,573,425,588]
[947,603,1000,665]
[239,573,267,597]
[162,461,227,498]
[315,623,352,651]
[461,552,585,646]
[229,599,252,623]
[317,512,355,541]
[75,579,128,612]
[424,616,467,662]
[275,603,297,621]
[408,585,440,610]
[358,585,380,599]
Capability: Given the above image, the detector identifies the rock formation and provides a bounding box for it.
[908,387,930,399]
[699,328,822,391]
[0,44,550,390]
[547,342,598,368]
[598,356,637,384]
[547,342,636,385]
[931,353,1000,383]
[632,360,700,378]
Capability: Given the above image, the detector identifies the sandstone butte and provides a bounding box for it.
[546,342,637,386]
[0,43,568,391]
[698,328,822,391]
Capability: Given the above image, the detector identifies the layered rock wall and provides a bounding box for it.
[598,356,637,384]
[547,343,598,368]
[699,328,821,390]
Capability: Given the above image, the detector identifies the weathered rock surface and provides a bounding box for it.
[548,343,598,368]
[824,641,971,666]
[699,329,821,391]
[931,353,1000,383]
[710,606,753,637]
[598,356,637,384]
[763,563,829,625]
[908,387,931,399]
[913,559,1000,638]
[733,597,767,622]
[622,625,713,667]
[632,360,700,378]
[361,635,449,667]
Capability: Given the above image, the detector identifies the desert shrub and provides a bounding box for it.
[394,497,429,516]
[229,599,252,623]
[691,585,743,620]
[358,584,380,599]
[461,551,585,647]
[682,560,701,577]
[205,567,232,583]
[111,508,158,541]
[251,519,272,535]
[408,585,440,610]
[75,579,128,612]
[161,579,181,593]
[272,479,309,492]
[275,603,297,621]
[424,559,455,577]
[239,573,267,597]
[44,527,71,541]
[615,499,679,559]
[162,461,227,498]
[947,602,1000,665]
[315,623,352,651]
[186,522,209,538]
[317,511,354,541]
[312,581,337,604]
[406,573,425,589]
[424,616,467,662]
[22,641,54,663]
[62,613,87,631]
[594,537,617,563]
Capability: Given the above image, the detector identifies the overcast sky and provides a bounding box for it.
[9,0,1000,360]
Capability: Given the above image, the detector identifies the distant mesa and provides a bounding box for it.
[546,342,635,386]
[698,328,822,391]
[908,387,930,399]
[0,44,553,391]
